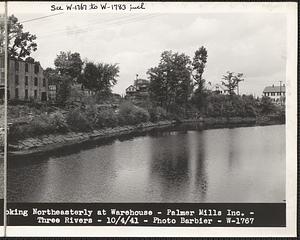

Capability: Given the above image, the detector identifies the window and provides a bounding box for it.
[25,89,28,99]
[25,76,28,86]
[271,92,275,96]
[41,92,47,101]
[277,92,281,96]
[42,78,46,87]
[7,90,10,99]
[34,64,39,74]
[25,63,29,72]
[15,75,19,85]
[15,88,19,99]
[15,61,19,71]
[34,77,38,86]
[34,90,37,99]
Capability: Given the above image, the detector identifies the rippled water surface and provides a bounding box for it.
[8,124,285,202]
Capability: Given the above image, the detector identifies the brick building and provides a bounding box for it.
[8,59,48,101]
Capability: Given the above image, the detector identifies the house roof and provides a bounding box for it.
[263,85,285,93]
[126,85,137,92]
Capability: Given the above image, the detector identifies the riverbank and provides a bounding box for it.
[8,116,284,159]
[8,120,176,158]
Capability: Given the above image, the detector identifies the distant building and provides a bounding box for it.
[125,78,150,100]
[48,84,57,101]
[8,59,48,101]
[263,84,285,104]
[125,85,137,97]
[207,83,229,95]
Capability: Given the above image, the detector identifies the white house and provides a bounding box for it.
[263,84,285,104]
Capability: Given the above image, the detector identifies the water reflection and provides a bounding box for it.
[7,125,285,202]
[187,131,207,202]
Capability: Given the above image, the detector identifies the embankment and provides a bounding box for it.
[8,116,284,159]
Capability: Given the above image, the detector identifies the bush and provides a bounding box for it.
[66,108,91,131]
[8,113,60,141]
[85,104,98,124]
[118,102,150,125]
[95,109,119,128]
[134,107,150,123]
[259,96,277,115]
[148,106,168,122]
[48,112,68,132]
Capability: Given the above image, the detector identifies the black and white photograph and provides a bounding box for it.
[0,1,6,234]
[0,0,5,201]
[2,1,298,237]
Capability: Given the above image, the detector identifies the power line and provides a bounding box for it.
[38,14,143,38]
[38,14,164,39]
[20,12,64,23]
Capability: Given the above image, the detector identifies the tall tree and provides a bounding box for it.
[191,46,208,111]
[44,67,59,85]
[44,67,72,104]
[147,50,192,111]
[221,71,244,96]
[0,15,37,60]
[54,51,83,80]
[50,51,83,105]
[79,61,119,95]
[192,46,208,91]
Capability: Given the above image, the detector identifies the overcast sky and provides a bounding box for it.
[8,2,287,96]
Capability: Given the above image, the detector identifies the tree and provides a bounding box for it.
[56,75,73,105]
[147,50,192,112]
[190,47,208,112]
[79,61,119,96]
[192,46,208,92]
[260,96,276,114]
[44,67,72,105]
[44,67,59,85]
[54,51,83,80]
[51,51,83,105]
[0,15,37,60]
[221,71,244,96]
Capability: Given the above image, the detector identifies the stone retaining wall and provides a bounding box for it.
[8,120,176,154]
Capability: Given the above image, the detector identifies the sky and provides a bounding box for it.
[7,2,287,96]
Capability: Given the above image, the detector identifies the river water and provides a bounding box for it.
[8,124,285,202]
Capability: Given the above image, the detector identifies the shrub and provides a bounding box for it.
[118,102,150,125]
[66,108,91,131]
[95,109,118,128]
[48,112,68,132]
[28,115,54,136]
[85,104,98,124]
[259,96,277,115]
[134,107,150,123]
[148,106,167,122]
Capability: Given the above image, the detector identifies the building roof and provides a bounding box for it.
[263,85,286,93]
[126,85,137,92]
